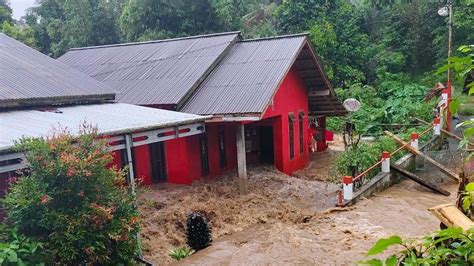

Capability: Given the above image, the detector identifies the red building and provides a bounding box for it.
[60,32,346,188]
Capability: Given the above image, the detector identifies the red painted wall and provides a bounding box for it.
[108,150,123,170]
[165,136,203,184]
[133,145,152,185]
[262,66,310,175]
[165,138,191,184]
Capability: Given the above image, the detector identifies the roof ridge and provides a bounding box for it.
[69,31,242,51]
[240,33,308,42]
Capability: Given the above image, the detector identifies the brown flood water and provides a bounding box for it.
[138,139,460,265]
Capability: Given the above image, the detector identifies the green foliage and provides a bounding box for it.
[462,182,474,217]
[3,126,140,264]
[366,236,402,256]
[0,0,12,25]
[169,246,195,261]
[0,21,35,47]
[334,136,400,179]
[360,227,474,265]
[276,0,369,85]
[0,225,44,265]
[25,0,124,56]
[335,80,433,135]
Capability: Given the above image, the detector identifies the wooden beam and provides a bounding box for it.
[384,131,459,182]
[428,203,474,231]
[391,164,450,196]
[236,124,248,194]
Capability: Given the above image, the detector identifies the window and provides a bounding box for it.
[200,136,210,176]
[299,112,304,154]
[288,113,295,160]
[218,128,227,168]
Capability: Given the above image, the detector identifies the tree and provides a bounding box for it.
[0,0,12,25]
[276,0,370,86]
[3,126,140,264]
[26,0,124,57]
[119,0,223,42]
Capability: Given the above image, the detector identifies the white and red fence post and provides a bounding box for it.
[342,175,353,201]
[381,151,390,173]
[433,117,441,136]
[410,132,419,150]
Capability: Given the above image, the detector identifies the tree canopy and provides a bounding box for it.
[1,0,472,87]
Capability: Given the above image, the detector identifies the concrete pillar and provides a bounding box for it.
[381,151,390,173]
[124,134,136,194]
[342,176,353,200]
[236,124,248,194]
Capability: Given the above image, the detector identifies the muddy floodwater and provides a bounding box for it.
[138,139,460,265]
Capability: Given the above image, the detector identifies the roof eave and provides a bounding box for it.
[0,93,116,110]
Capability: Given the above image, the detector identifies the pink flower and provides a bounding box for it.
[66,168,75,177]
[40,195,51,204]
[77,191,85,197]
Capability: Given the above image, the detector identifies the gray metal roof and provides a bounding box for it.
[59,32,240,108]
[0,33,115,109]
[181,35,308,115]
[182,34,346,116]
[0,103,209,151]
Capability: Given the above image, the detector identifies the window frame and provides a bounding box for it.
[288,113,295,160]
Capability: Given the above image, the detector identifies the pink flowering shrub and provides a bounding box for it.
[3,126,140,264]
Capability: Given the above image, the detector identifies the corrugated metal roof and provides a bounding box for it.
[0,103,209,151]
[59,32,240,107]
[181,35,307,115]
[0,33,115,109]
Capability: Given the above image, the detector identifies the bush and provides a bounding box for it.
[360,228,474,265]
[186,212,212,251]
[3,127,140,264]
[0,225,44,265]
[334,136,402,181]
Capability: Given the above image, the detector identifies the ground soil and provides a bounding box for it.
[138,137,461,265]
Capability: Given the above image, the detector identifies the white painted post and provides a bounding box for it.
[441,89,448,109]
[433,117,441,136]
[381,151,390,173]
[410,132,419,150]
[342,176,353,201]
[236,124,248,194]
